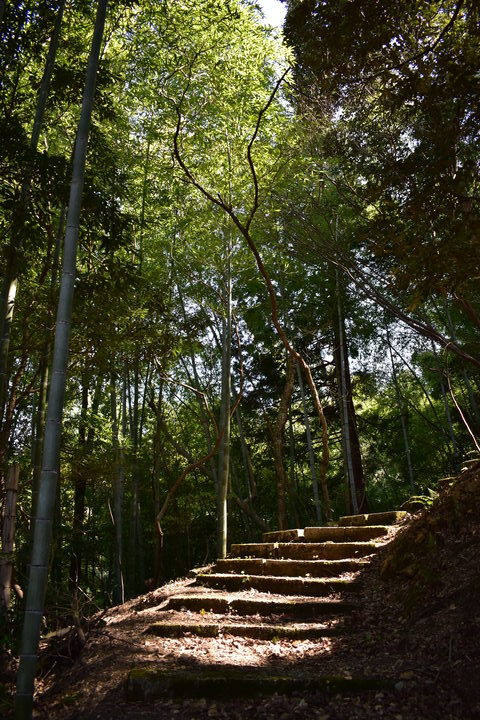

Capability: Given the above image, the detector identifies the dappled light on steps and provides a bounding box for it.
[126,510,406,701]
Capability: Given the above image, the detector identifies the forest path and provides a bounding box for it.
[35,466,480,719]
[124,511,406,703]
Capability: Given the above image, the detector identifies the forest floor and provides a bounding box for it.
[3,464,480,720]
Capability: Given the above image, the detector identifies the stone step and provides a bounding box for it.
[304,525,390,542]
[277,542,378,560]
[195,573,360,595]
[262,525,391,543]
[162,593,356,618]
[338,511,406,527]
[229,542,277,558]
[214,557,367,577]
[125,668,398,702]
[230,541,378,560]
[262,528,304,542]
[145,620,342,640]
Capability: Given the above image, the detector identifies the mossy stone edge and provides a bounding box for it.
[145,621,343,640]
[125,668,399,701]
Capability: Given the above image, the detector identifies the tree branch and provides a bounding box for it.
[245,68,291,231]
[363,0,466,81]
[171,69,332,520]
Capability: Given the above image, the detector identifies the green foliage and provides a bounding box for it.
[1,0,479,647]
[285,0,480,319]
[402,491,439,512]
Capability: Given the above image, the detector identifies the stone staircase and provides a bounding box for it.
[126,510,406,701]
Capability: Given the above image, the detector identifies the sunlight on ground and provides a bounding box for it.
[143,634,336,669]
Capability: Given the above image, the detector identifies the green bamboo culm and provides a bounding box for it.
[15,1,108,717]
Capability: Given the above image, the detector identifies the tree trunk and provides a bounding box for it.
[272,355,296,530]
[151,382,165,586]
[15,3,108,715]
[235,407,255,500]
[110,371,124,604]
[68,380,88,590]
[31,208,64,522]
[114,371,127,600]
[233,407,268,532]
[287,406,300,527]
[0,278,18,428]
[69,374,102,592]
[180,352,218,485]
[231,491,269,532]
[216,240,232,559]
[128,358,145,596]
[431,341,461,473]
[178,287,219,486]
[334,274,368,512]
[296,363,323,524]
[384,320,415,493]
[0,464,20,610]
[0,356,30,479]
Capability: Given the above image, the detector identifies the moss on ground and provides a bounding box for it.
[125,667,398,702]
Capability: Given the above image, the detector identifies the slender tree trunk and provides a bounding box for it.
[49,459,62,587]
[0,278,17,428]
[15,3,108,715]
[0,355,31,477]
[181,353,218,486]
[379,333,455,471]
[151,382,165,586]
[132,361,140,592]
[233,407,268,531]
[389,340,452,435]
[70,374,102,592]
[0,464,20,610]
[454,293,480,332]
[128,358,145,596]
[385,321,415,493]
[119,373,127,592]
[296,363,323,523]
[110,371,124,604]
[334,273,367,512]
[216,241,232,559]
[137,136,151,267]
[68,379,88,590]
[431,341,461,473]
[177,286,219,485]
[138,361,150,446]
[287,407,300,527]
[31,209,64,522]
[231,490,269,532]
[271,356,296,530]
[235,407,255,500]
[231,463,253,537]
